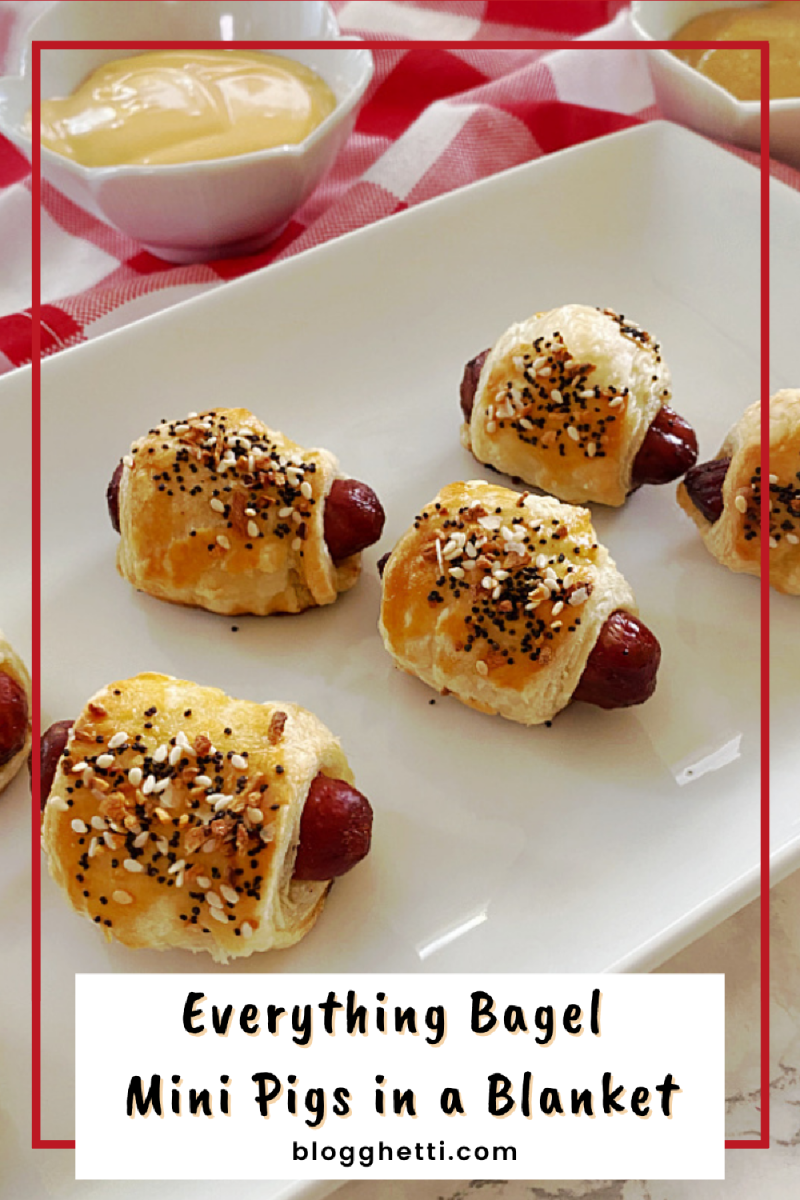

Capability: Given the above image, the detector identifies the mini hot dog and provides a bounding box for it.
[677,390,800,595]
[37,719,74,811]
[40,674,373,961]
[0,632,32,794]
[379,481,660,725]
[459,305,698,506]
[39,719,373,879]
[681,457,731,524]
[108,407,385,615]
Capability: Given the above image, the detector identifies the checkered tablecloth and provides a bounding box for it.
[1,0,797,375]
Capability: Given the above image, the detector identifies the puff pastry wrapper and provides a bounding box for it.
[41,673,354,962]
[116,407,360,615]
[379,482,638,725]
[0,630,31,793]
[462,304,672,506]
[677,389,800,595]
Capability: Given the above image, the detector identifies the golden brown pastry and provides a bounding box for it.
[460,304,697,506]
[677,389,800,595]
[379,481,661,725]
[0,630,31,794]
[41,673,372,962]
[109,407,384,615]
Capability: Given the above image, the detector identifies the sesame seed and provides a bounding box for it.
[552,601,564,616]
[278,507,293,518]
[475,661,489,677]
[220,884,239,905]
[49,796,69,812]
[206,891,223,908]
[142,775,156,795]
[111,890,133,905]
[108,731,128,750]
[241,922,254,939]
[246,807,264,824]
[788,534,799,545]
[194,776,212,788]
[153,745,168,764]
[123,859,144,873]
[209,906,228,924]
[90,815,106,830]
[154,777,171,794]
[216,535,231,550]
[133,832,149,849]
[247,520,259,538]
[734,495,748,513]
[95,754,114,769]
[103,831,119,849]
[128,767,143,786]
[567,426,580,442]
[769,536,779,549]
[231,754,247,770]
[123,454,134,468]
[292,537,302,551]
[71,818,88,834]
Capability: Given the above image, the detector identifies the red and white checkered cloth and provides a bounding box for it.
[1,0,798,375]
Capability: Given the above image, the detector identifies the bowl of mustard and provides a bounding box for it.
[0,2,373,261]
[630,1,800,169]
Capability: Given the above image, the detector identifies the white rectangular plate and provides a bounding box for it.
[2,121,797,1147]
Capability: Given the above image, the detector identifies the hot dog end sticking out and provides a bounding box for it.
[0,671,29,769]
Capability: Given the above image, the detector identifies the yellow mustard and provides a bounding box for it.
[34,50,337,167]
[671,2,800,102]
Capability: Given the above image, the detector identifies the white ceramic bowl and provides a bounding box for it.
[631,1,800,170]
[0,2,373,262]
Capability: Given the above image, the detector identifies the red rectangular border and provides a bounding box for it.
[29,36,771,1155]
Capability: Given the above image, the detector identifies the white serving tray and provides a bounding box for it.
[1,121,796,1152]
